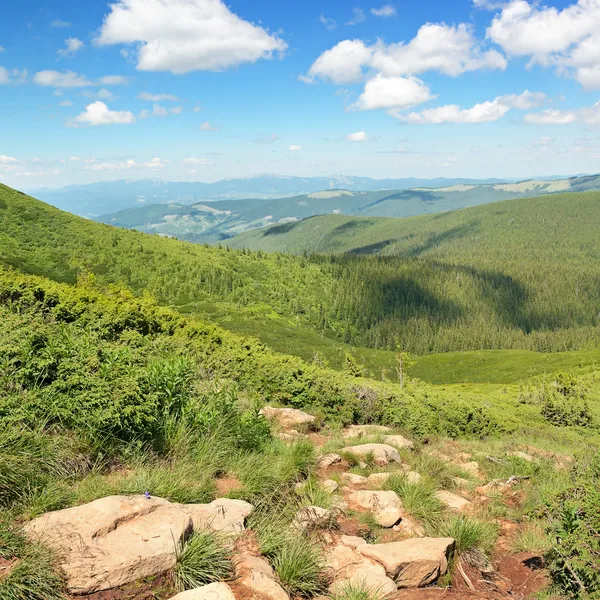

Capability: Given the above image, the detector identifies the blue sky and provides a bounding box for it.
[1,0,599,187]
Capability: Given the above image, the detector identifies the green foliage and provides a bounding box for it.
[543,452,600,597]
[430,515,498,556]
[330,580,387,600]
[271,536,328,598]
[0,516,64,600]
[384,474,444,526]
[174,529,233,591]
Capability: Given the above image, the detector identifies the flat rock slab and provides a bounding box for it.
[366,472,392,487]
[358,537,455,588]
[323,479,339,493]
[24,495,252,594]
[235,554,289,600]
[384,435,414,450]
[168,582,237,600]
[435,490,472,512]
[260,407,315,430]
[327,544,397,597]
[348,490,404,528]
[317,453,342,469]
[343,425,393,438]
[341,444,401,466]
[292,506,333,531]
[342,472,368,486]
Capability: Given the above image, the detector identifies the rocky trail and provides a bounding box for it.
[22,408,552,600]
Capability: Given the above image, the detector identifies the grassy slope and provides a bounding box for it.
[4,182,600,385]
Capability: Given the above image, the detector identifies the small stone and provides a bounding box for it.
[452,477,470,488]
[366,473,392,487]
[168,582,237,600]
[292,506,333,531]
[260,407,316,430]
[459,461,481,478]
[384,435,414,451]
[342,473,368,486]
[323,479,339,493]
[235,554,289,600]
[405,471,421,484]
[343,425,393,438]
[435,490,471,512]
[317,453,342,469]
[340,535,367,548]
[341,444,401,466]
[509,451,535,462]
[348,490,404,528]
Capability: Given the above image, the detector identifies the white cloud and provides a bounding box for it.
[59,99,73,107]
[138,92,178,101]
[51,19,71,28]
[0,46,4,53]
[82,88,115,100]
[69,156,80,161]
[347,131,368,141]
[70,101,136,126]
[14,170,61,177]
[319,14,337,30]
[254,133,279,143]
[304,23,506,84]
[95,0,287,74]
[0,155,18,164]
[487,0,600,88]
[170,106,183,115]
[183,157,212,165]
[98,75,128,85]
[346,8,366,25]
[140,104,183,118]
[193,105,202,112]
[371,5,396,18]
[0,67,27,85]
[200,121,220,131]
[34,70,93,87]
[525,101,600,125]
[143,157,168,168]
[352,74,434,110]
[289,144,302,151]
[90,159,136,171]
[473,0,508,9]
[395,90,545,124]
[58,37,84,57]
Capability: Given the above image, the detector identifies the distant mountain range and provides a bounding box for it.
[27,175,508,217]
[90,174,600,244]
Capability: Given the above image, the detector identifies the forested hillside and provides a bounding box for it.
[3,184,600,355]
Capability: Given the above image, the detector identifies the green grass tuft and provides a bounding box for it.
[384,474,444,526]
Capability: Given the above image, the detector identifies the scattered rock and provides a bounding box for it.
[323,479,339,493]
[277,429,307,442]
[340,535,367,548]
[405,471,421,484]
[384,435,414,451]
[260,407,316,430]
[24,495,252,594]
[452,477,470,488]
[357,537,455,588]
[292,506,333,531]
[459,461,481,478]
[326,544,397,597]
[476,478,517,495]
[435,490,471,512]
[456,452,472,461]
[393,516,425,538]
[168,582,237,600]
[182,498,254,535]
[366,472,392,487]
[317,453,342,469]
[343,425,393,439]
[341,444,401,466]
[235,554,289,600]
[347,490,404,527]
[342,472,368,486]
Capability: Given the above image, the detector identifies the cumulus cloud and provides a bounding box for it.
[0,155,18,164]
[139,103,182,118]
[371,5,396,17]
[98,75,128,85]
[487,0,600,89]
[525,102,600,125]
[303,23,506,85]
[346,8,366,25]
[33,71,128,89]
[289,144,302,151]
[351,74,434,111]
[95,0,287,74]
[347,131,368,141]
[90,159,136,171]
[138,92,178,101]
[70,101,136,126]
[143,157,168,168]
[58,37,84,57]
[395,90,545,124]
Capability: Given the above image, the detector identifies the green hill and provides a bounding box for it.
[94,174,600,244]
[4,182,600,362]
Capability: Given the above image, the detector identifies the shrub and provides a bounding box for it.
[330,580,387,600]
[384,474,444,526]
[430,515,498,556]
[174,529,233,591]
